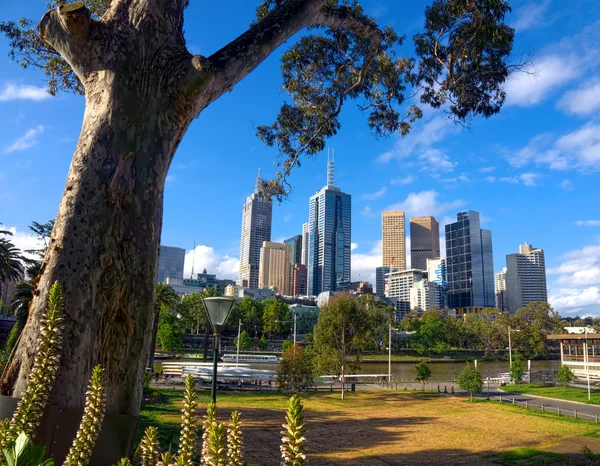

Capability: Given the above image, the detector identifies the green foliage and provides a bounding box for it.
[203,421,227,466]
[278,345,313,393]
[237,297,263,336]
[355,294,394,351]
[201,401,217,463]
[410,311,450,355]
[262,298,290,336]
[0,227,23,283]
[280,395,306,466]
[140,427,160,466]
[581,445,600,462]
[113,459,132,466]
[157,310,184,352]
[494,447,566,466]
[64,365,106,466]
[282,340,293,352]
[3,432,53,466]
[177,376,198,465]
[414,361,432,390]
[0,283,63,450]
[176,293,206,334]
[457,363,483,401]
[227,411,243,466]
[511,302,560,359]
[510,352,527,384]
[235,330,252,351]
[258,335,268,351]
[557,364,574,391]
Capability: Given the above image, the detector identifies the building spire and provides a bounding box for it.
[255,168,261,191]
[327,148,335,187]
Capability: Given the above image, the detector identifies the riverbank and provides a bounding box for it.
[139,388,600,465]
[500,384,600,406]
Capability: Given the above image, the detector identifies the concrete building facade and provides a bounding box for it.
[292,263,308,297]
[238,171,273,289]
[410,280,442,313]
[157,245,186,283]
[385,269,425,321]
[410,216,440,270]
[382,211,405,270]
[445,210,495,309]
[301,222,309,266]
[506,243,548,315]
[495,267,508,312]
[426,258,446,308]
[307,158,351,295]
[259,241,292,295]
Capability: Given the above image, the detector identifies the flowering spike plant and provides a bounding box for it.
[63,365,106,466]
[114,459,132,466]
[201,401,217,464]
[227,411,243,466]
[177,375,198,465]
[158,452,177,465]
[280,396,307,466]
[0,282,64,450]
[141,426,160,466]
[203,421,227,466]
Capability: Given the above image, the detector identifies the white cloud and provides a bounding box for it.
[560,179,574,191]
[360,206,377,218]
[519,172,541,186]
[548,239,600,315]
[390,175,415,185]
[511,0,551,31]
[183,245,239,281]
[485,176,497,183]
[350,242,358,251]
[351,241,382,285]
[506,122,600,171]
[283,213,292,223]
[0,83,49,102]
[4,126,44,154]
[165,175,175,184]
[376,116,459,172]
[575,220,600,227]
[557,79,600,116]
[385,190,464,218]
[480,166,496,173]
[360,187,387,201]
[0,226,46,260]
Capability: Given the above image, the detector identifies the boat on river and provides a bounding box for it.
[221,354,279,364]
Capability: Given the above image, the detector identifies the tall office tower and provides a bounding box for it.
[375,266,391,299]
[445,210,495,309]
[258,241,292,295]
[382,211,406,270]
[426,258,446,308]
[495,267,508,312]
[284,235,303,265]
[410,216,440,270]
[292,264,308,296]
[238,170,273,288]
[410,280,442,313]
[385,269,425,321]
[157,245,186,283]
[506,243,548,315]
[301,222,309,265]
[307,156,351,295]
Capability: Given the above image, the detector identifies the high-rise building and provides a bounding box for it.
[259,241,291,295]
[307,157,351,295]
[157,245,186,283]
[301,222,309,266]
[382,211,405,270]
[495,267,508,312]
[385,269,426,321]
[284,235,303,265]
[375,266,390,300]
[292,264,308,296]
[445,210,495,309]
[410,216,440,270]
[506,243,548,315]
[357,282,374,294]
[410,280,442,313]
[426,258,446,308]
[238,170,273,288]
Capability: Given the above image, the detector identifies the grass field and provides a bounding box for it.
[502,384,600,405]
[139,387,600,465]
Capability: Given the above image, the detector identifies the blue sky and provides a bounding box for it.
[1,0,599,316]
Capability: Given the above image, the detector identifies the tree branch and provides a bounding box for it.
[184,0,384,110]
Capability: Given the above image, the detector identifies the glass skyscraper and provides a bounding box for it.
[445,210,495,308]
[307,157,351,295]
[284,235,302,265]
[157,245,186,283]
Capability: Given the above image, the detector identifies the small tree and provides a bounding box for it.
[557,364,574,391]
[509,352,527,384]
[414,361,432,392]
[278,345,313,393]
[457,363,483,401]
[282,340,293,352]
[235,330,252,351]
[258,335,268,351]
[156,311,184,353]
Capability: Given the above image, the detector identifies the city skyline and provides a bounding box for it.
[1,0,599,316]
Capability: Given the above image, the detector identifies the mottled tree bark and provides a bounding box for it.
[1,0,383,417]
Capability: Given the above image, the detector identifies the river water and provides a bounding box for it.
[156,358,560,382]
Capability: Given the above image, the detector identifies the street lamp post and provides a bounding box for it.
[202,297,235,403]
[585,328,591,401]
[236,319,242,368]
[508,326,520,368]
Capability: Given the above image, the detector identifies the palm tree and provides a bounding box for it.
[0,228,24,284]
[148,283,180,370]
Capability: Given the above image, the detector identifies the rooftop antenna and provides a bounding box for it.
[255,168,261,191]
[190,239,196,279]
[327,148,335,187]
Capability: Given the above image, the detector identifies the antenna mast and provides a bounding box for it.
[327,148,335,187]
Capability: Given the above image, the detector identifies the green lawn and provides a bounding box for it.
[492,447,566,466]
[501,384,600,405]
